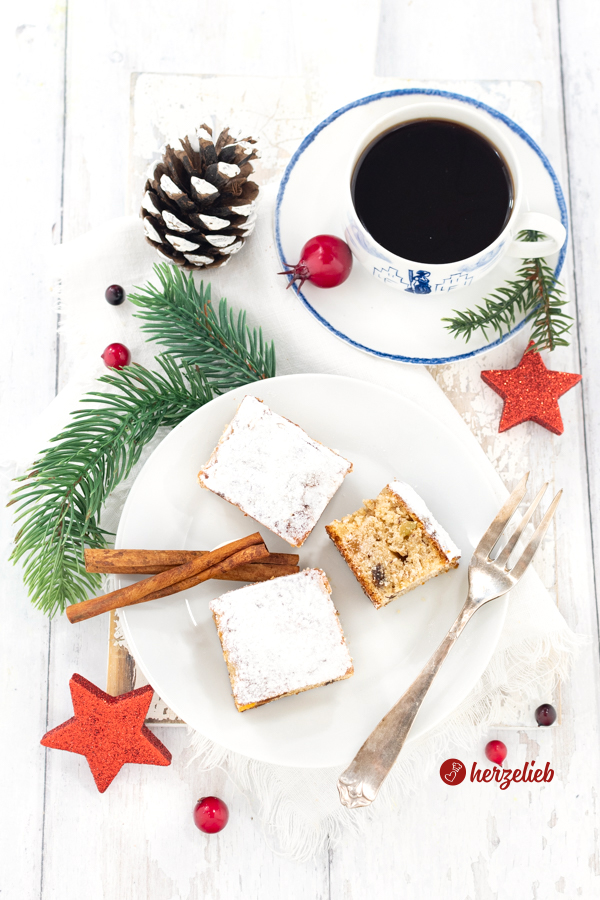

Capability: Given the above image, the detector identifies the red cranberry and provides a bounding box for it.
[101,342,131,369]
[105,284,125,305]
[535,703,557,726]
[485,739,507,765]
[279,235,353,290]
[193,796,229,834]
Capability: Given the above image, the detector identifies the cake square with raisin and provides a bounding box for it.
[326,482,461,609]
[210,568,354,711]
[198,395,353,547]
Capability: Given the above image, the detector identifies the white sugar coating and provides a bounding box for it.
[162,210,192,233]
[165,234,200,252]
[160,174,184,198]
[190,176,219,197]
[204,233,236,248]
[184,253,214,265]
[198,396,353,546]
[143,217,162,243]
[142,191,161,216]
[229,201,256,215]
[156,248,177,264]
[198,213,229,231]
[388,481,461,563]
[218,241,243,256]
[210,569,353,707]
[229,140,253,156]
[217,161,241,178]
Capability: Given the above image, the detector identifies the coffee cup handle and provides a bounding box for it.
[506,212,567,258]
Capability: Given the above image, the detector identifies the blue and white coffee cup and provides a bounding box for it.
[344,101,566,294]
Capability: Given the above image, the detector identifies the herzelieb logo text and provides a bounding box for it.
[439,758,554,789]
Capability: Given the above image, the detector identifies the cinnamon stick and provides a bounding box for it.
[66,533,266,624]
[215,562,298,582]
[138,543,270,603]
[84,548,299,576]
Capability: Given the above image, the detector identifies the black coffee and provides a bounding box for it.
[352,119,513,265]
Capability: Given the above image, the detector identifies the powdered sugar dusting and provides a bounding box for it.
[210,569,353,708]
[388,481,461,564]
[198,396,353,546]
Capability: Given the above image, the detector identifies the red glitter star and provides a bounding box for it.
[481,345,581,435]
[41,675,171,792]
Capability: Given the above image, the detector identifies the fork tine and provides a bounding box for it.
[509,490,562,580]
[474,473,530,558]
[495,482,548,567]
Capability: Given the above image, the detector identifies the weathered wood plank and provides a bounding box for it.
[557,0,600,623]
[0,2,66,898]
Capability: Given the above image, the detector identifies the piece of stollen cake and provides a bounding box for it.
[326,481,461,609]
[210,568,354,711]
[198,395,353,547]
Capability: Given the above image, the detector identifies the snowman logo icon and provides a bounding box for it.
[439,758,466,785]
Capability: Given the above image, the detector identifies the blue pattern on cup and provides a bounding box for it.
[406,270,432,294]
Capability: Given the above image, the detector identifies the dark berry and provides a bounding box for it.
[193,796,229,834]
[485,740,507,765]
[101,342,131,369]
[535,703,557,726]
[105,284,125,305]
[371,564,386,586]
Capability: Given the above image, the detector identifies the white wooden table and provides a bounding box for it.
[3,1,600,897]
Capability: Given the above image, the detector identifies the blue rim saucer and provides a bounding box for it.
[274,89,567,365]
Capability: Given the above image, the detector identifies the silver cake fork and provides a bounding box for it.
[337,473,562,809]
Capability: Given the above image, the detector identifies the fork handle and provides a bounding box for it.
[337,600,477,808]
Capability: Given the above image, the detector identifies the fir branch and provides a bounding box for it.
[527,257,572,352]
[10,265,278,616]
[129,263,276,392]
[442,231,572,352]
[441,273,533,344]
[9,357,214,616]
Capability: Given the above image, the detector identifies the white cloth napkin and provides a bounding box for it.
[19,183,580,861]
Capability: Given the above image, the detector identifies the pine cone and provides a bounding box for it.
[141,124,259,269]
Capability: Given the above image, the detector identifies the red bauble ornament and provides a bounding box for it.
[535,703,557,726]
[41,674,171,792]
[485,739,507,766]
[101,342,131,369]
[481,344,581,435]
[193,796,229,834]
[279,234,353,290]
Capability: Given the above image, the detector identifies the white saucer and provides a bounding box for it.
[117,374,508,768]
[275,90,567,365]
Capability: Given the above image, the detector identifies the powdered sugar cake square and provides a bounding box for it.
[197,395,353,547]
[210,568,354,711]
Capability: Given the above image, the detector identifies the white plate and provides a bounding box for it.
[118,374,508,768]
[275,90,567,364]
